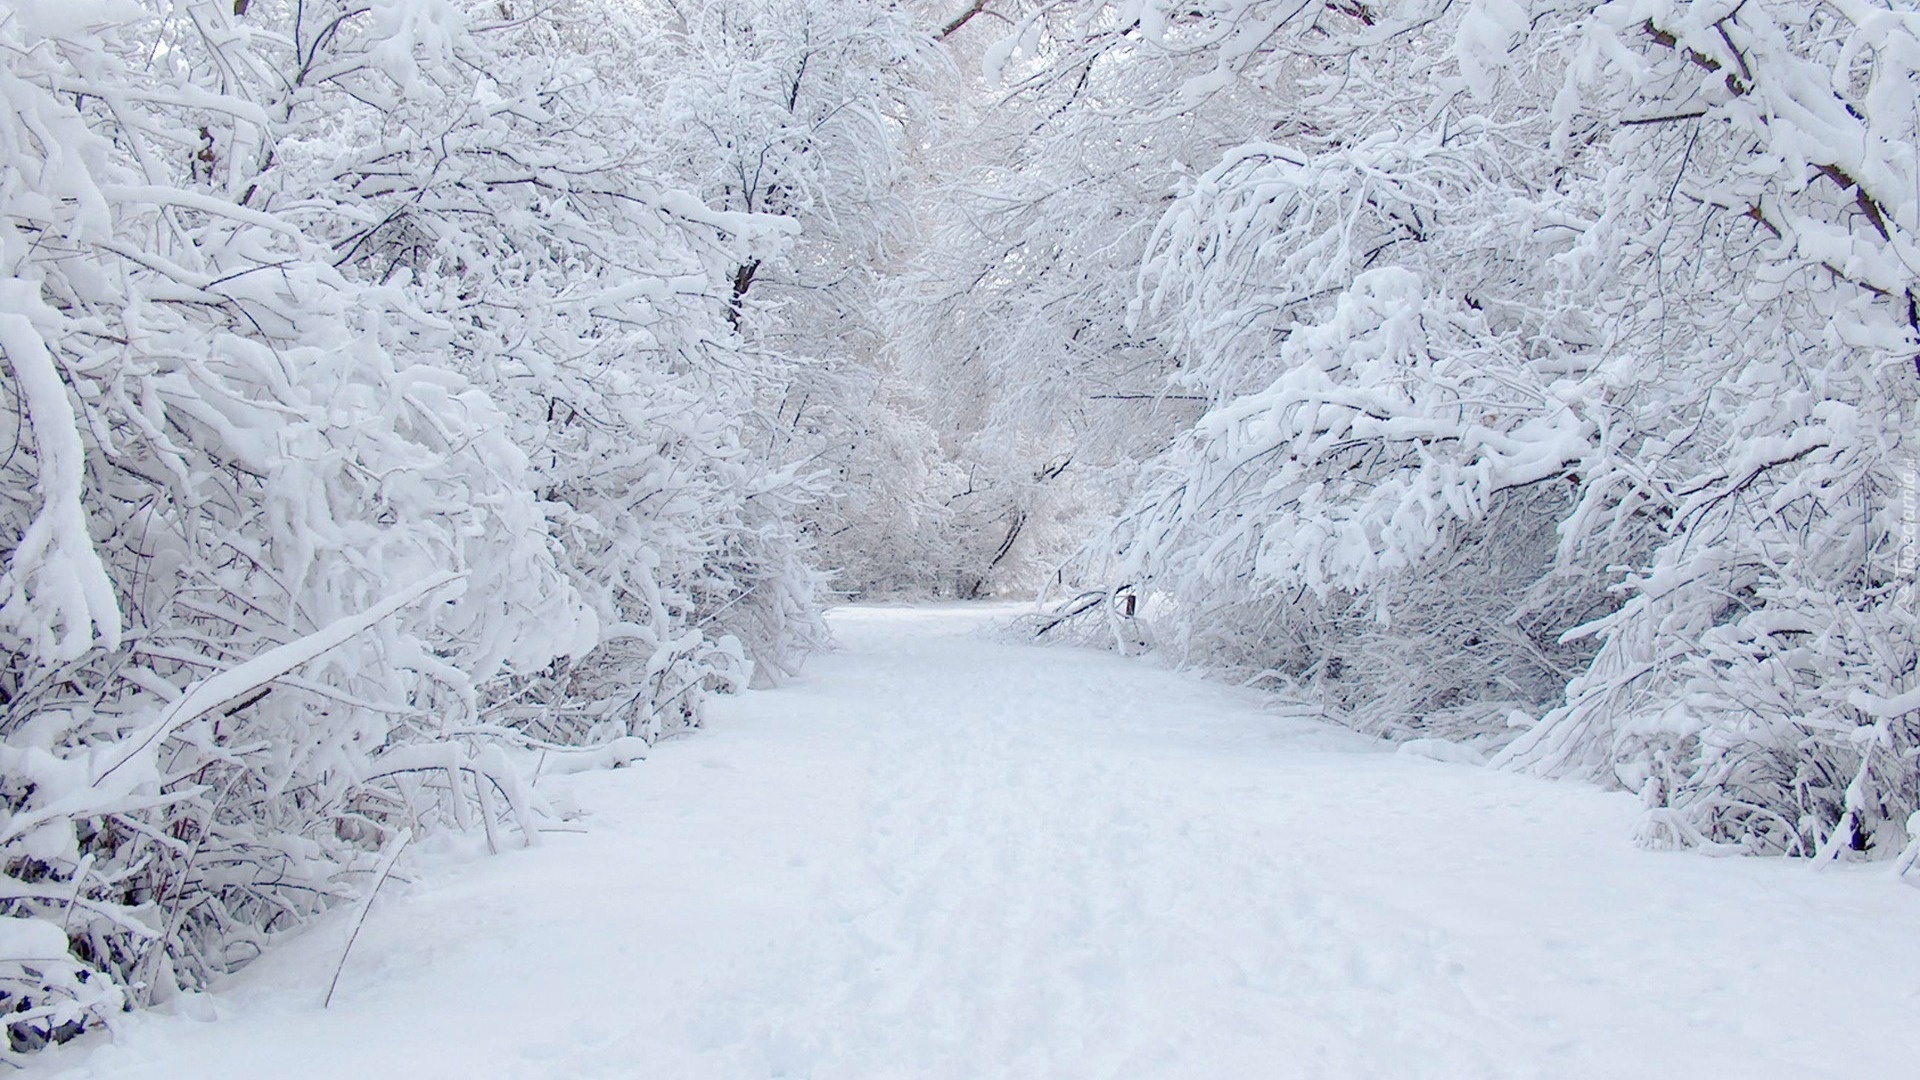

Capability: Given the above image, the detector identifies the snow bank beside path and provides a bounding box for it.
[26,604,1920,1079]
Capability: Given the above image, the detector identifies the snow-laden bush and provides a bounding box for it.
[267,0,831,694]
[1110,268,1625,742]
[0,0,826,1053]
[1022,0,1920,857]
[0,2,585,1048]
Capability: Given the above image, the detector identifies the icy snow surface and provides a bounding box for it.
[31,605,1920,1078]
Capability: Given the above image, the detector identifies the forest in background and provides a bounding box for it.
[3,0,1916,1055]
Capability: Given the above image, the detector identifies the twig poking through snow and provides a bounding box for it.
[323,828,412,1010]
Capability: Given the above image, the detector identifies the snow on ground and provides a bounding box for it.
[29,605,1920,1079]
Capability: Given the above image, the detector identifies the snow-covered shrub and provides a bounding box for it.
[1110,268,1625,742]
[1484,0,1920,857]
[0,1,591,1049]
[0,0,829,1052]
[271,0,832,696]
[1015,0,1920,856]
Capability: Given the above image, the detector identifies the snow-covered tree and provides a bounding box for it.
[998,0,1920,856]
[0,0,829,1051]
[628,0,977,601]
[887,0,1239,595]
[270,0,830,691]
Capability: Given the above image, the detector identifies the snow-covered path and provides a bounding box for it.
[36,606,1920,1079]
